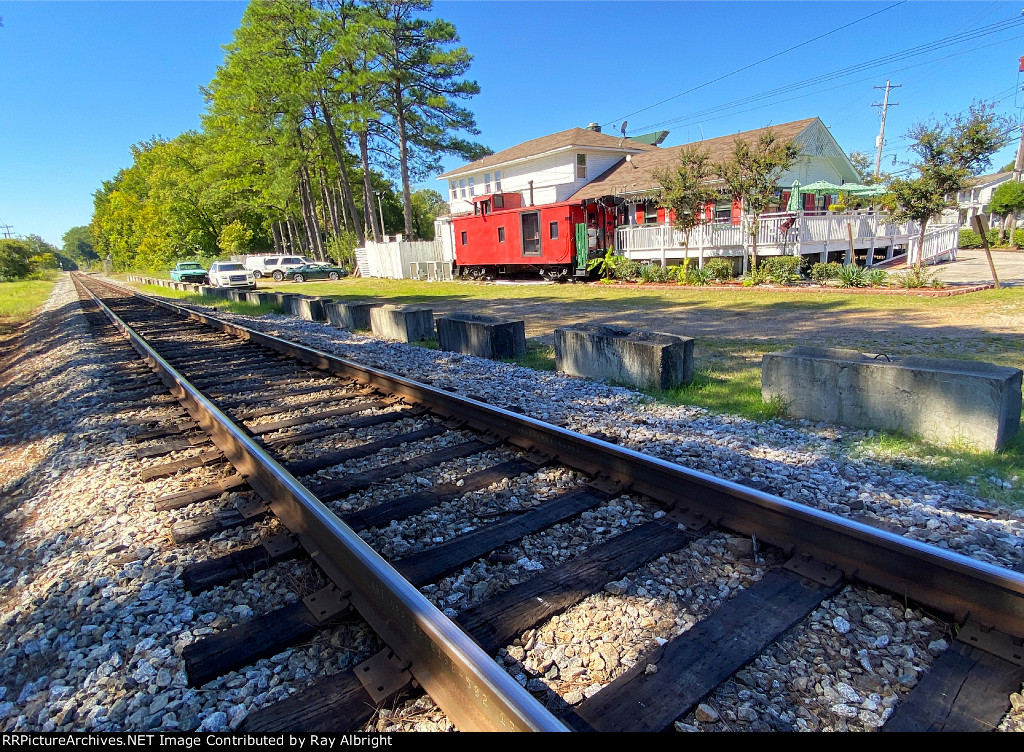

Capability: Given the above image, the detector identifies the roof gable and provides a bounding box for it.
[438,127,655,179]
[570,118,845,201]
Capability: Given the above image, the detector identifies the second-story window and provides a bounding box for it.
[484,173,491,193]
[469,177,475,197]
[495,171,502,191]
[576,154,587,179]
[459,178,467,198]
[449,180,457,201]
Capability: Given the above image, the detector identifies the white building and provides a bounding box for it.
[437,125,657,216]
[941,171,1015,227]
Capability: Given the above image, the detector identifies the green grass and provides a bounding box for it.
[0,280,57,328]
[138,285,282,316]
[846,430,1024,509]
[501,341,556,371]
[644,339,790,421]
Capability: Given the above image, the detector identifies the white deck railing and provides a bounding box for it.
[615,211,957,265]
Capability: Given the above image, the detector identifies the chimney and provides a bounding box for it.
[586,122,601,133]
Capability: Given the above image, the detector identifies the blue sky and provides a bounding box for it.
[2,0,1022,248]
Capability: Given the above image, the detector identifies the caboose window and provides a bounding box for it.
[460,231,467,245]
[493,195,505,209]
[498,227,506,242]
[549,221,559,239]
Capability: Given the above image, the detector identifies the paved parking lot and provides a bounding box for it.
[933,249,1024,287]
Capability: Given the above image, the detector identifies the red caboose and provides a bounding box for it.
[452,194,616,280]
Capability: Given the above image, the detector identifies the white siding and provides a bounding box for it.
[443,147,639,213]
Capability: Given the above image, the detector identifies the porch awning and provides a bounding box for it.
[843,183,888,197]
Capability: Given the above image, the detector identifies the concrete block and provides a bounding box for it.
[370,304,435,342]
[244,291,276,307]
[554,324,694,390]
[325,301,384,331]
[293,296,328,322]
[761,346,1023,451]
[437,313,526,359]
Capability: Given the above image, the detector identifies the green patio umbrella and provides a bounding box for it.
[786,181,802,212]
[800,180,843,195]
[845,183,887,197]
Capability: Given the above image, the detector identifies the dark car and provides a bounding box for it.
[170,262,209,284]
[282,263,348,283]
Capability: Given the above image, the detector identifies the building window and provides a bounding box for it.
[644,203,658,224]
[549,221,559,239]
[576,154,587,179]
[484,173,491,193]
[468,177,475,197]
[460,231,467,245]
[493,194,505,209]
[498,227,506,243]
[459,178,467,198]
[494,171,502,191]
[449,180,457,201]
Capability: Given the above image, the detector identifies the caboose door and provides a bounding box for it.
[521,212,541,256]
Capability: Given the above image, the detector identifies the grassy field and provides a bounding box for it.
[131,275,1024,508]
[0,280,57,334]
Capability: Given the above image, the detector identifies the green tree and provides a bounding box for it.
[718,129,799,270]
[889,102,1012,267]
[218,220,254,256]
[62,225,98,267]
[655,146,719,259]
[373,0,487,238]
[989,180,1024,246]
[409,188,447,240]
[0,239,33,281]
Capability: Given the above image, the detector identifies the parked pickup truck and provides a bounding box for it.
[170,262,209,284]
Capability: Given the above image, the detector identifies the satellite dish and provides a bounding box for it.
[620,121,628,136]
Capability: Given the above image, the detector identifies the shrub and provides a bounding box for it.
[639,262,671,283]
[703,257,734,281]
[864,268,888,287]
[891,265,941,289]
[685,265,714,286]
[810,261,842,284]
[612,259,643,281]
[958,228,999,249]
[836,263,868,288]
[759,256,801,285]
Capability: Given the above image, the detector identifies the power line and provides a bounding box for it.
[628,24,1024,134]
[602,1,908,128]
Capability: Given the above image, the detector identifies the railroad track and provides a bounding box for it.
[70,272,1024,732]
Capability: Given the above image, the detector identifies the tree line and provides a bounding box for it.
[90,0,487,273]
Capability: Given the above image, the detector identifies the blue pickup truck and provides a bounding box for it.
[170,262,209,284]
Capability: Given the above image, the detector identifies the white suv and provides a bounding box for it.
[208,261,256,289]
[247,255,311,280]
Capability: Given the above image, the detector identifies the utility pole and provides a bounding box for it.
[872,81,900,179]
[1015,56,1024,183]
[0,224,13,239]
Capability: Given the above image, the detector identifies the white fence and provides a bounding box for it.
[615,210,958,266]
[355,239,452,280]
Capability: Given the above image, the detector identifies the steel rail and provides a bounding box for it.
[74,274,569,732]
[91,275,1024,642]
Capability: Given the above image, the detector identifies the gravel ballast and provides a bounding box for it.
[0,275,1020,732]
